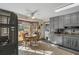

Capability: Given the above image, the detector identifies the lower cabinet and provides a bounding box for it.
[62,36,79,51]
[50,34,63,45]
[50,34,79,51]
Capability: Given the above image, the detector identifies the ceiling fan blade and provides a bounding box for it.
[31,10,38,16]
[25,9,39,17]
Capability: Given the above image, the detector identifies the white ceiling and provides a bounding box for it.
[0,3,78,21]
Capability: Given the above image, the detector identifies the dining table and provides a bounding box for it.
[23,35,39,47]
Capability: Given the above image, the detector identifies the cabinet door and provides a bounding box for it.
[71,39,78,50]
[65,37,70,48]
[77,39,79,50]
[64,14,71,26]
[50,34,56,44]
[63,37,71,48]
[70,13,77,24]
[63,36,67,47]
[67,37,79,50]
[73,38,79,50]
[57,36,63,45]
[77,12,79,24]
[50,18,54,32]
[59,16,64,28]
[53,17,59,30]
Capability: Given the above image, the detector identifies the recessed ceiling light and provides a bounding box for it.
[55,3,79,12]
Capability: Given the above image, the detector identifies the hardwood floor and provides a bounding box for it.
[18,41,78,55]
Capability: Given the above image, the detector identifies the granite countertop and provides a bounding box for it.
[54,33,79,37]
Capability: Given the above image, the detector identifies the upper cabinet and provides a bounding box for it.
[50,11,79,32]
[53,17,59,30]
[50,18,54,32]
[77,12,79,24]
[70,13,78,25]
[64,14,71,26]
[58,16,64,28]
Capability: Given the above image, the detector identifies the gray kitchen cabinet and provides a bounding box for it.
[51,34,57,44]
[56,35,63,45]
[77,39,79,49]
[50,33,56,43]
[53,17,59,30]
[58,16,64,28]
[64,14,71,26]
[70,13,78,24]
[50,34,62,45]
[63,36,70,47]
[77,12,79,24]
[72,37,79,50]
[50,18,54,32]
[63,36,79,51]
[50,11,79,51]
[50,18,55,43]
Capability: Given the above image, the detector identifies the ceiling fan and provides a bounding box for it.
[26,9,39,19]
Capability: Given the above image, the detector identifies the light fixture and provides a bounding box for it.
[55,3,79,12]
[26,9,38,19]
[32,16,35,19]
